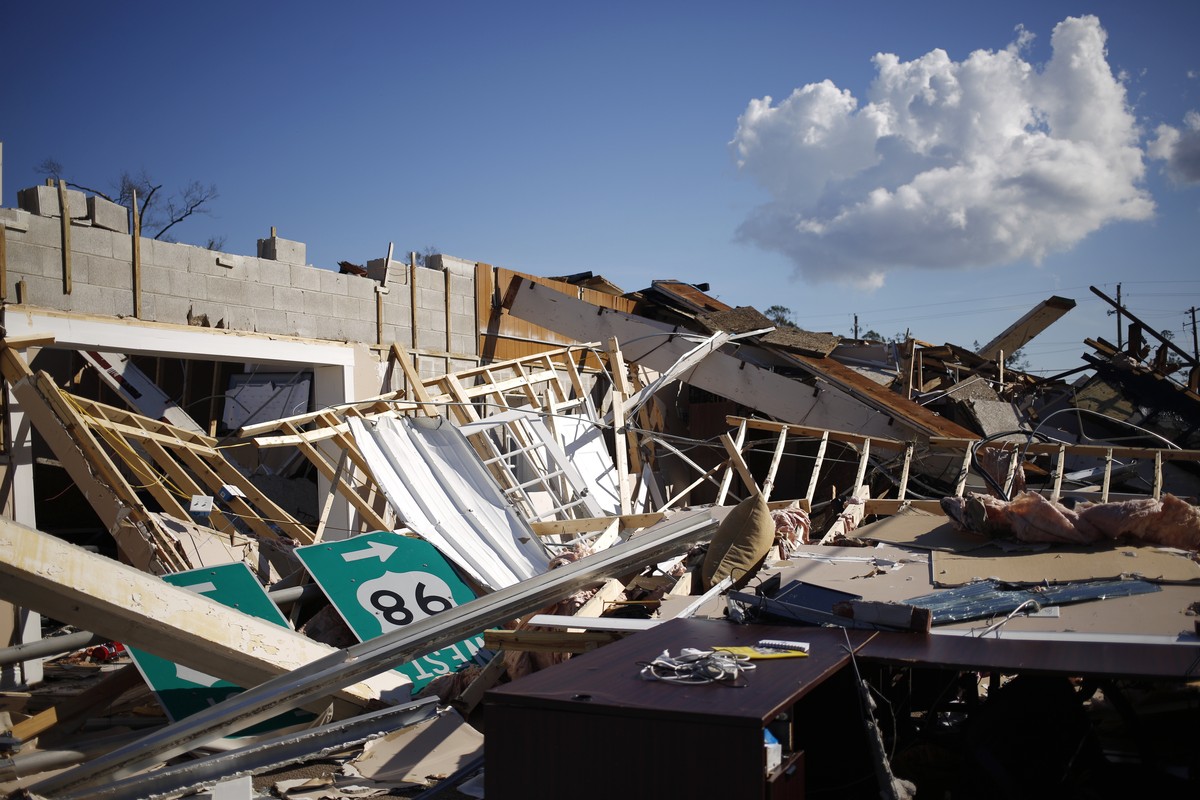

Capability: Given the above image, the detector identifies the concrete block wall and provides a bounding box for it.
[1,191,479,367]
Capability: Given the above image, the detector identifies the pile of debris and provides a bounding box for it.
[1,213,1198,797]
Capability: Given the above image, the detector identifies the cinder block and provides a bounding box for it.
[206,275,260,305]
[256,258,292,287]
[318,268,348,295]
[144,239,189,272]
[152,294,195,325]
[169,269,208,300]
[88,196,129,233]
[88,256,133,291]
[286,311,317,339]
[273,286,307,313]
[223,305,257,331]
[17,185,88,219]
[71,226,115,259]
[343,319,375,344]
[346,273,375,299]
[253,308,288,334]
[140,264,173,295]
[288,263,321,291]
[414,286,440,311]
[366,258,408,286]
[415,267,442,290]
[257,235,306,265]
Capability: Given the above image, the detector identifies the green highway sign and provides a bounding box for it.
[127,562,312,735]
[295,531,485,694]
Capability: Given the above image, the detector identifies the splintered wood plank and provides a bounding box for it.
[10,663,144,744]
[720,431,761,499]
[0,517,405,710]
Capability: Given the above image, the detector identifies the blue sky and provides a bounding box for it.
[3,1,1198,375]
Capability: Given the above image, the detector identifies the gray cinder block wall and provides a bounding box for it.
[0,189,479,368]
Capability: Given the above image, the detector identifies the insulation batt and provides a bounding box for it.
[941,491,1200,550]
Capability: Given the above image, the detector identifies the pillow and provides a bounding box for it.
[701,493,775,591]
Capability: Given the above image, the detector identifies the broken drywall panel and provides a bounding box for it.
[344,708,484,788]
[347,415,551,589]
[976,295,1077,363]
[0,516,408,711]
[504,278,899,439]
[79,349,206,434]
[222,371,313,431]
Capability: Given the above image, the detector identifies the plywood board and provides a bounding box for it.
[852,512,991,552]
[932,545,1200,587]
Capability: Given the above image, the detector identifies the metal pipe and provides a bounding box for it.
[0,631,105,667]
[30,509,719,797]
[56,697,439,800]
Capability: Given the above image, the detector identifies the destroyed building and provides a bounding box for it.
[1,170,1199,799]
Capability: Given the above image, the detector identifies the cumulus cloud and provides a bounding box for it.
[731,15,1154,288]
[1149,110,1200,184]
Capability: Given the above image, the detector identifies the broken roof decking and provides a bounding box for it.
[503,277,979,442]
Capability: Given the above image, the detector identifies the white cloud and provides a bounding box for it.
[731,15,1154,287]
[1149,110,1200,185]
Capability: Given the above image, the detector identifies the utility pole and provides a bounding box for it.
[1189,306,1198,362]
[1116,283,1123,349]
[853,314,859,339]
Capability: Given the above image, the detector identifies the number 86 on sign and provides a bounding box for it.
[357,571,456,635]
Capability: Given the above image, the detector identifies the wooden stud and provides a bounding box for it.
[606,337,634,515]
[715,419,748,506]
[954,448,972,497]
[410,251,418,349]
[1051,444,1066,503]
[0,222,7,301]
[721,432,761,499]
[1153,451,1163,500]
[760,427,789,502]
[10,663,143,744]
[1101,447,1113,503]
[57,180,71,294]
[390,343,439,417]
[852,438,871,494]
[132,188,142,318]
[897,442,913,500]
[805,430,829,505]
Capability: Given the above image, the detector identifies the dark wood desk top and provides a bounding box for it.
[486,618,874,726]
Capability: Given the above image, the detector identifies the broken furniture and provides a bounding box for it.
[485,619,878,800]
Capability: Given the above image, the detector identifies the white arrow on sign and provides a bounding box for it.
[177,581,218,595]
[175,664,223,687]
[341,541,397,563]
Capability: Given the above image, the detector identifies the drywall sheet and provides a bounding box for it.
[932,544,1200,587]
[552,415,622,515]
[348,415,550,589]
[345,709,483,786]
[853,512,991,552]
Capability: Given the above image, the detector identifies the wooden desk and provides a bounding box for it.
[485,618,876,799]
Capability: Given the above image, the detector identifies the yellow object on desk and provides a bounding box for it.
[713,645,809,660]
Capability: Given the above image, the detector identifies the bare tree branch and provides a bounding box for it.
[154,181,218,241]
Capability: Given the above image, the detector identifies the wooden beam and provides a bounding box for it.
[132,188,142,318]
[0,517,405,711]
[0,222,7,301]
[720,431,761,499]
[10,663,144,744]
[58,180,72,295]
[605,338,634,515]
[976,296,1076,362]
[390,343,439,417]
